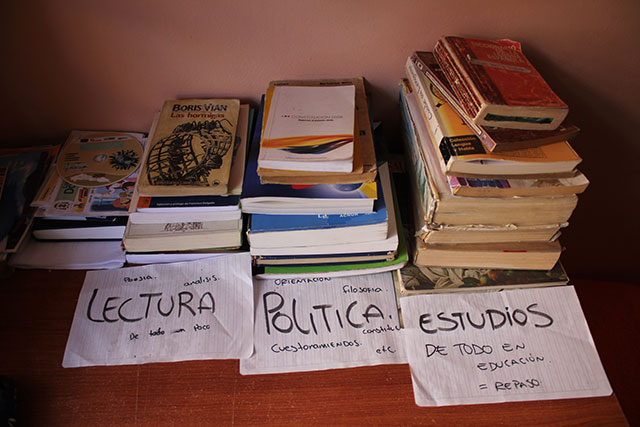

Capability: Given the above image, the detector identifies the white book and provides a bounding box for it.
[258,85,355,172]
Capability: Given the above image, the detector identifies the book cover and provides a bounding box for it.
[412,51,580,152]
[394,261,568,295]
[46,168,139,216]
[0,145,55,252]
[258,85,356,172]
[241,98,377,215]
[137,99,240,196]
[257,77,377,184]
[132,105,251,213]
[437,36,568,130]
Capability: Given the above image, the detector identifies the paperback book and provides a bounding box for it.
[434,36,568,130]
[137,98,240,196]
[258,77,377,184]
[241,99,377,215]
[258,85,355,172]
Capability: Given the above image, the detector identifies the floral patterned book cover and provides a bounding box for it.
[394,261,568,296]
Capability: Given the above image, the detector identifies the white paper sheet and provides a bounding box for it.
[400,286,612,406]
[63,253,253,367]
[240,272,406,375]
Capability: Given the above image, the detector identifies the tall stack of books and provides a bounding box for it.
[123,99,254,264]
[400,36,588,274]
[241,78,407,277]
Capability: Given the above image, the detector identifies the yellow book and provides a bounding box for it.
[137,99,240,196]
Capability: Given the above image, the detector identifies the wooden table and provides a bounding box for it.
[0,268,632,425]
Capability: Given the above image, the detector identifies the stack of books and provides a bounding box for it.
[1,144,56,257]
[122,99,254,264]
[30,131,145,241]
[400,36,588,272]
[241,78,407,277]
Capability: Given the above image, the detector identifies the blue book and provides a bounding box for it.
[249,174,387,234]
[240,98,377,215]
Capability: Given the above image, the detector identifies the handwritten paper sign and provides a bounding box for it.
[400,286,612,406]
[63,253,253,367]
[240,272,406,374]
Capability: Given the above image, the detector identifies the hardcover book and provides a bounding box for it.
[412,51,580,152]
[435,36,568,130]
[258,85,356,173]
[137,99,240,196]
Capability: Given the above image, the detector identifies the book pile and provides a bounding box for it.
[0,145,56,258]
[400,36,588,273]
[123,99,254,264]
[30,131,146,242]
[241,78,407,277]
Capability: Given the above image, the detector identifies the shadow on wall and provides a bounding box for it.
[526,49,640,282]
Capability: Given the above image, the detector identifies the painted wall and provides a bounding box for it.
[2,0,639,281]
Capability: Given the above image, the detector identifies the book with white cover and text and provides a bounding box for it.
[241,99,377,215]
[258,85,355,172]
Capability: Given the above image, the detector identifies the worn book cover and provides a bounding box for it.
[258,85,355,173]
[138,99,240,196]
[394,261,568,295]
[437,36,568,130]
[412,51,580,152]
[447,170,589,197]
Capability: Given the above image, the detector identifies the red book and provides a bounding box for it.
[436,36,568,131]
[412,51,579,152]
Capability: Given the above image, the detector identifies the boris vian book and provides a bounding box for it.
[258,85,355,173]
[404,62,581,177]
[434,36,568,130]
[241,98,377,215]
[411,51,580,152]
[137,99,240,197]
[132,104,252,214]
